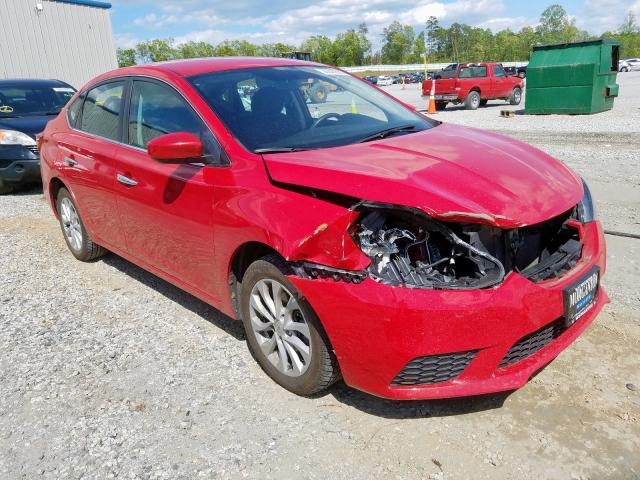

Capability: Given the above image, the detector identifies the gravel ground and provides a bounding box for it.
[1,74,639,480]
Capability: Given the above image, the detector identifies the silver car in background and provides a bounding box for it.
[619,58,640,72]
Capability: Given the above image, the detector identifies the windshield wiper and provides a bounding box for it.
[254,147,313,154]
[359,124,418,143]
[44,111,61,116]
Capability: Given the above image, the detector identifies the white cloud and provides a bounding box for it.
[115,0,640,54]
[113,33,140,49]
[575,0,638,32]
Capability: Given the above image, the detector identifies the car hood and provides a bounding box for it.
[0,115,55,139]
[262,123,583,228]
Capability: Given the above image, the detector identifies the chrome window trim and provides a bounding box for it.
[64,74,230,168]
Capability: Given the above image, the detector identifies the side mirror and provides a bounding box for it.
[147,132,203,164]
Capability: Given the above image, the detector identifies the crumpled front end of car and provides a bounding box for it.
[282,195,607,399]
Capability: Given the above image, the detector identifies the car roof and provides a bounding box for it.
[0,78,74,88]
[116,56,322,79]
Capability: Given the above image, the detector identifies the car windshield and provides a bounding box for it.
[188,66,436,152]
[0,84,76,118]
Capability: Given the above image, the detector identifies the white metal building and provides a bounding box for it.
[0,0,117,88]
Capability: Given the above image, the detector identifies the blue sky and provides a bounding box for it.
[110,0,640,49]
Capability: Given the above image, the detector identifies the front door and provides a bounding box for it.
[491,65,511,98]
[115,79,222,295]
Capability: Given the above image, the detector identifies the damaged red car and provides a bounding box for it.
[39,58,608,400]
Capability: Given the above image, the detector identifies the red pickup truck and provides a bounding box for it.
[422,63,524,110]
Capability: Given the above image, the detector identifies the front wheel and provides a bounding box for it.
[509,87,522,105]
[240,254,340,396]
[56,188,106,261]
[465,91,481,110]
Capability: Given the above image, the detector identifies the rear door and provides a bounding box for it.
[114,78,222,294]
[56,80,127,249]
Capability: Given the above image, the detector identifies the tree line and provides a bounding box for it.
[117,4,640,68]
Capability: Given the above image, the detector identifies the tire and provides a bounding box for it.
[464,91,481,110]
[309,84,328,104]
[479,99,488,107]
[56,188,106,262]
[0,179,14,195]
[620,67,628,73]
[240,254,340,396]
[435,101,447,111]
[509,87,522,105]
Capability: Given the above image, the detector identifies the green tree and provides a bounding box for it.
[536,4,580,44]
[331,26,370,66]
[410,31,426,63]
[136,39,177,63]
[301,35,335,64]
[177,41,216,59]
[619,11,639,34]
[425,16,439,60]
[116,48,136,67]
[381,21,414,63]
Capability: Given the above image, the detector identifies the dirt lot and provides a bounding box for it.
[1,74,639,480]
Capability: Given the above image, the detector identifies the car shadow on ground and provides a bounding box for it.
[101,254,245,341]
[322,382,513,418]
[100,252,514,417]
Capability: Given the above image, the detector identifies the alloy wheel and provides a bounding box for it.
[249,279,312,377]
[60,197,83,252]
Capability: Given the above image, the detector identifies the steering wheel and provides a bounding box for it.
[310,113,341,129]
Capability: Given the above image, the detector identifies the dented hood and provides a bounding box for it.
[263,123,583,228]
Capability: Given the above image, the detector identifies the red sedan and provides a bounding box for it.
[39,58,607,400]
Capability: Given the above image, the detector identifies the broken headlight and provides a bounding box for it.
[353,204,505,290]
[576,179,596,223]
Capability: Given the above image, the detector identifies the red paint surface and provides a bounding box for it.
[40,58,606,399]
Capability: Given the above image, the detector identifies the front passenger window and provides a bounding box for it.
[127,81,202,149]
[79,82,124,141]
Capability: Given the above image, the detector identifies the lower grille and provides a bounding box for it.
[391,350,478,386]
[499,317,567,368]
[26,145,40,156]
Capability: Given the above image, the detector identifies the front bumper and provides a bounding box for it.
[289,221,608,400]
[0,145,41,184]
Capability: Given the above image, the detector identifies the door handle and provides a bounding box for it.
[116,174,138,187]
[64,156,78,167]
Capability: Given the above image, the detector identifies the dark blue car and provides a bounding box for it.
[0,79,76,194]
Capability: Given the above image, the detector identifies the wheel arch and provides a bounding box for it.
[49,177,68,217]
[228,241,285,319]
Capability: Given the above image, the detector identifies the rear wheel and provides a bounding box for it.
[465,91,481,110]
[240,254,340,396]
[56,188,106,261]
[509,87,522,105]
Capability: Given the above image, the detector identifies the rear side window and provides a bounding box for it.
[127,81,201,148]
[67,95,83,127]
[459,66,487,78]
[79,82,124,141]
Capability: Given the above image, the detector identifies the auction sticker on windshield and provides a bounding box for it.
[563,266,600,327]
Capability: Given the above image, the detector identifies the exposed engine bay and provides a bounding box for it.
[348,203,582,289]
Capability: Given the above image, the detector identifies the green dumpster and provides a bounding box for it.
[525,39,620,114]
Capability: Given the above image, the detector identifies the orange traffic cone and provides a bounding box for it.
[427,79,437,114]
